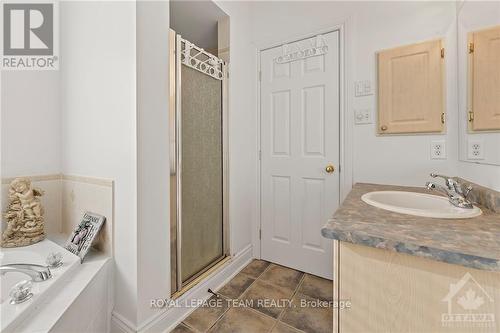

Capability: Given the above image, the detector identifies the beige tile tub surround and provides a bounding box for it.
[1,175,62,236]
[62,175,114,256]
[1,174,113,256]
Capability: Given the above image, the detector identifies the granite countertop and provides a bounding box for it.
[321,183,500,272]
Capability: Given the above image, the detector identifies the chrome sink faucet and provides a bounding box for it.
[0,264,52,282]
[425,173,474,209]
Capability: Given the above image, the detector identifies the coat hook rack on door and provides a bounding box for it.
[179,38,226,80]
[275,34,329,64]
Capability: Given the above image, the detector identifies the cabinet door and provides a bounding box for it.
[469,25,500,131]
[339,242,500,333]
[378,39,445,134]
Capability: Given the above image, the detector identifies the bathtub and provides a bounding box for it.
[0,239,80,332]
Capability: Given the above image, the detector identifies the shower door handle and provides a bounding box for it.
[169,38,178,176]
[170,142,176,175]
[169,105,177,175]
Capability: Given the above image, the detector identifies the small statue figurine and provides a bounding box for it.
[1,178,45,247]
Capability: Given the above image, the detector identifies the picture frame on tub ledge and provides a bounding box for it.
[64,211,106,262]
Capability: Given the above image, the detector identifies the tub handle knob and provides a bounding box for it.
[46,252,63,268]
[9,280,33,304]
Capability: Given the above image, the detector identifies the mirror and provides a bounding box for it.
[457,1,500,166]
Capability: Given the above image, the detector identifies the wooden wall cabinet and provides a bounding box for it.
[377,39,445,134]
[468,25,500,132]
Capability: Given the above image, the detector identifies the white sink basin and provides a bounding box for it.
[361,191,482,219]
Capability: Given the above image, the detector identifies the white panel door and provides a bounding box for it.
[260,31,340,279]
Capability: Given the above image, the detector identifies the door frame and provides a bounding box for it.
[255,20,353,259]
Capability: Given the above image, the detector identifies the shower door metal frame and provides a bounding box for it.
[171,32,230,295]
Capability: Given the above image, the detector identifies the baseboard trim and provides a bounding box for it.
[139,244,253,333]
[111,311,136,333]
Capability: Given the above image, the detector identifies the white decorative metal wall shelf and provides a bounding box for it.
[180,38,225,81]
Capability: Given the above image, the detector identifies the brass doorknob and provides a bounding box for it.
[325,165,335,174]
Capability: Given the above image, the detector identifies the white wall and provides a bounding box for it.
[59,0,138,325]
[215,1,256,256]
[249,1,458,187]
[136,0,170,326]
[1,71,60,177]
[0,70,61,232]
[457,162,500,191]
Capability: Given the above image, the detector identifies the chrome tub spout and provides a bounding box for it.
[0,264,52,282]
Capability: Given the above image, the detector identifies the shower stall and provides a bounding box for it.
[169,30,229,295]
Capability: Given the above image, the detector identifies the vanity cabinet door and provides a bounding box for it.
[338,242,500,333]
[377,39,445,134]
[469,25,500,131]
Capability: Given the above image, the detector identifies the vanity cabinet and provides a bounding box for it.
[468,25,500,131]
[377,39,445,134]
[334,242,500,333]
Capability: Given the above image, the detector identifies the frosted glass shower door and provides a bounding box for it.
[180,65,224,283]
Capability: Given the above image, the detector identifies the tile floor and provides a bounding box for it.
[172,260,333,333]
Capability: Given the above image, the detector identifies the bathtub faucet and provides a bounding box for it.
[0,264,52,282]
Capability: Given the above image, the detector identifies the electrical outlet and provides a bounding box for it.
[354,109,372,124]
[430,140,446,159]
[467,139,484,160]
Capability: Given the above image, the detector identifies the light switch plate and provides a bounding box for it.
[467,139,484,160]
[355,80,374,97]
[354,109,372,124]
[430,140,446,159]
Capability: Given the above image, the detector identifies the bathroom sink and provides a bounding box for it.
[361,191,482,219]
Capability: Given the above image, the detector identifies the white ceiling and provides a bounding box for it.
[170,0,228,51]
